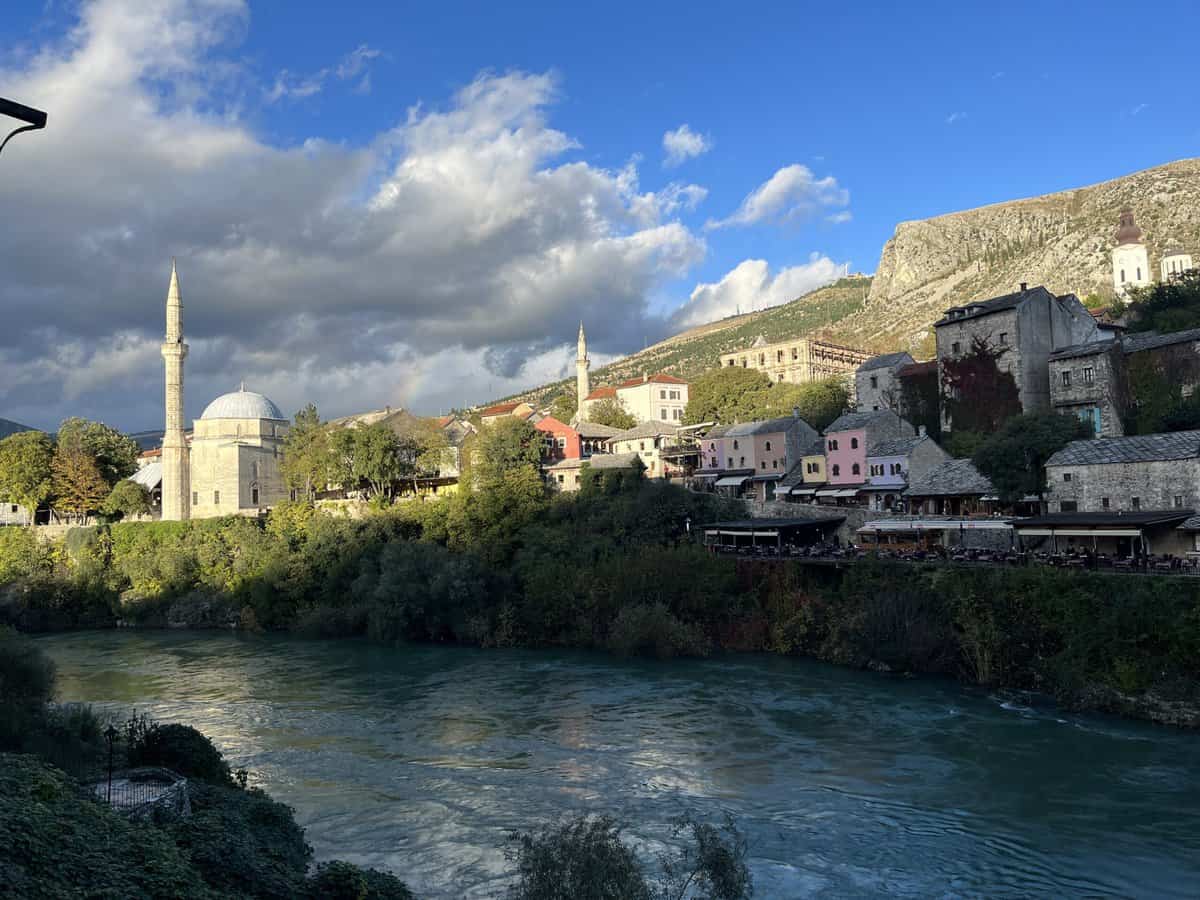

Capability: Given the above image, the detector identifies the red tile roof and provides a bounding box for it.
[437,415,454,428]
[584,386,618,401]
[139,448,162,459]
[618,373,688,387]
[481,400,525,417]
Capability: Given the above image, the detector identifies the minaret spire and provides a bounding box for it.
[575,320,590,422]
[160,260,191,520]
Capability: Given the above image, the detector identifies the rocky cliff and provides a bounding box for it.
[827,158,1200,355]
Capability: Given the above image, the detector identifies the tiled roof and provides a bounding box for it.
[1046,430,1200,466]
[481,400,525,417]
[779,462,807,488]
[934,285,1053,327]
[703,424,733,439]
[1121,327,1200,354]
[574,421,622,438]
[826,409,905,433]
[802,437,826,456]
[896,360,938,378]
[744,415,813,435]
[584,386,618,401]
[858,351,914,372]
[609,422,680,441]
[904,458,994,497]
[1049,338,1118,362]
[868,435,926,457]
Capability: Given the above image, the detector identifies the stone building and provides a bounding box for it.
[863,431,949,512]
[156,263,290,520]
[1049,327,1200,438]
[719,335,870,385]
[1044,430,1200,515]
[904,458,997,517]
[606,421,681,478]
[855,352,914,412]
[934,284,1103,432]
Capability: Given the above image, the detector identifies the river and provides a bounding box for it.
[39,631,1200,898]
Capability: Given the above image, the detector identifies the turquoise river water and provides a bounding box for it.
[38,631,1200,898]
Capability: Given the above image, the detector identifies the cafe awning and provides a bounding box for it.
[815,488,840,497]
[833,489,860,498]
[715,475,750,487]
[790,487,817,496]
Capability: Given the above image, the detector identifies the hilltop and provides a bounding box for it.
[0,418,35,440]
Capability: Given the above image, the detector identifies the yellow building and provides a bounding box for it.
[719,335,869,384]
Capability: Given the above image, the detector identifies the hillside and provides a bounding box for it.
[0,418,35,440]
[504,275,875,408]
[828,158,1200,355]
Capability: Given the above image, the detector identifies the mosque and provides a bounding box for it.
[156,262,290,520]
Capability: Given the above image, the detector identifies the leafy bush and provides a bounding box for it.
[126,719,234,786]
[607,604,711,659]
[506,815,651,900]
[168,781,312,899]
[0,753,216,899]
[0,624,55,710]
[305,860,416,900]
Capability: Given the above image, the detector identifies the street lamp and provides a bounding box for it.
[0,97,48,158]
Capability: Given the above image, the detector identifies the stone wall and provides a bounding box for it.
[1050,342,1126,437]
[1045,458,1200,513]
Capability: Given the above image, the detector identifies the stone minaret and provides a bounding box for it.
[576,321,590,421]
[160,260,190,521]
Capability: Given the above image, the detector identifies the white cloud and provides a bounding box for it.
[672,255,846,328]
[662,123,711,167]
[1130,102,1148,116]
[945,111,966,125]
[0,0,709,428]
[266,41,382,102]
[827,210,852,225]
[706,164,849,230]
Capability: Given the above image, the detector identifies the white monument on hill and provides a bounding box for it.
[1111,207,1151,300]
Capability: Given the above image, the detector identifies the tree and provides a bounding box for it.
[52,444,110,523]
[350,423,411,501]
[973,412,1091,504]
[55,417,139,487]
[1125,270,1200,334]
[745,378,850,431]
[683,368,771,425]
[281,404,332,499]
[588,398,636,430]
[549,392,578,423]
[474,418,544,489]
[101,479,151,520]
[941,337,1022,435]
[0,430,54,525]
[886,364,941,441]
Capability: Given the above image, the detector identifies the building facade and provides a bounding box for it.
[824,410,915,487]
[719,335,870,386]
[855,352,914,413]
[934,284,1103,432]
[607,422,681,478]
[188,389,290,518]
[1044,431,1200,515]
[1112,208,1152,299]
[863,432,949,511]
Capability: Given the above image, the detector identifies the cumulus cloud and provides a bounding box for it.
[672,256,846,328]
[662,124,710,167]
[0,0,712,429]
[706,164,849,230]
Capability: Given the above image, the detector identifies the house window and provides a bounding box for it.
[1060,500,1078,512]
[740,357,747,367]
[557,475,564,484]
[1120,269,1126,283]
[776,350,784,363]
[852,463,861,475]
[728,457,733,467]
[1132,496,1141,510]
[870,375,878,389]
[1063,473,1071,482]
[772,460,778,469]
[213,490,220,505]
[759,354,766,366]
[192,491,198,506]
[557,437,566,449]
[673,409,682,420]
[850,437,858,449]
[777,374,784,382]
[640,441,646,451]
[999,332,1007,345]
[733,439,739,449]
[765,440,772,451]
[1061,371,1071,387]
[761,461,767,470]
[1175,495,1185,508]
[791,347,798,360]
[739,456,745,466]
[1101,497,1110,509]
[828,439,838,451]
[1137,267,1142,280]
[1083,366,1094,384]
[251,488,260,505]
[660,389,667,399]
[951,341,960,354]
[832,464,840,476]
[660,409,668,420]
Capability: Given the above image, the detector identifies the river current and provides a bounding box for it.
[39,631,1200,898]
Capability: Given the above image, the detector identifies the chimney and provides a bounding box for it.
[1020,282,1028,292]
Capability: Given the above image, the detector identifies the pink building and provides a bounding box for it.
[824,410,914,486]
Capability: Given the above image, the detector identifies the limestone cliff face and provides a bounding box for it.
[832,158,1200,353]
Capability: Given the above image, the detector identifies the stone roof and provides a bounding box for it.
[868,435,927,458]
[858,351,914,372]
[1046,431,1200,467]
[574,421,622,438]
[1049,337,1118,362]
[703,424,733,439]
[724,416,810,437]
[608,421,680,441]
[896,360,938,379]
[904,458,994,497]
[826,409,906,434]
[131,461,162,490]
[1122,327,1200,354]
[802,437,826,456]
[586,452,641,470]
[934,285,1053,327]
[1179,515,1200,531]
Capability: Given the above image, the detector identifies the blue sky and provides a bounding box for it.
[1,0,1197,430]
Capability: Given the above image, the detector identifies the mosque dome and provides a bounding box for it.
[1115,207,1143,245]
[200,385,285,420]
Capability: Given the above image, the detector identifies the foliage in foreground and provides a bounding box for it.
[506,814,752,900]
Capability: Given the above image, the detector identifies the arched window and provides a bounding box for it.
[852,463,861,475]
[831,464,840,476]
[765,440,772,451]
[851,437,858,449]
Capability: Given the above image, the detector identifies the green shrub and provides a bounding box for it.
[607,603,711,659]
[506,815,652,900]
[168,781,312,899]
[0,624,55,709]
[0,753,216,898]
[305,860,416,900]
[126,720,233,785]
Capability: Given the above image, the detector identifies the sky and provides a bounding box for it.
[1,0,1197,433]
